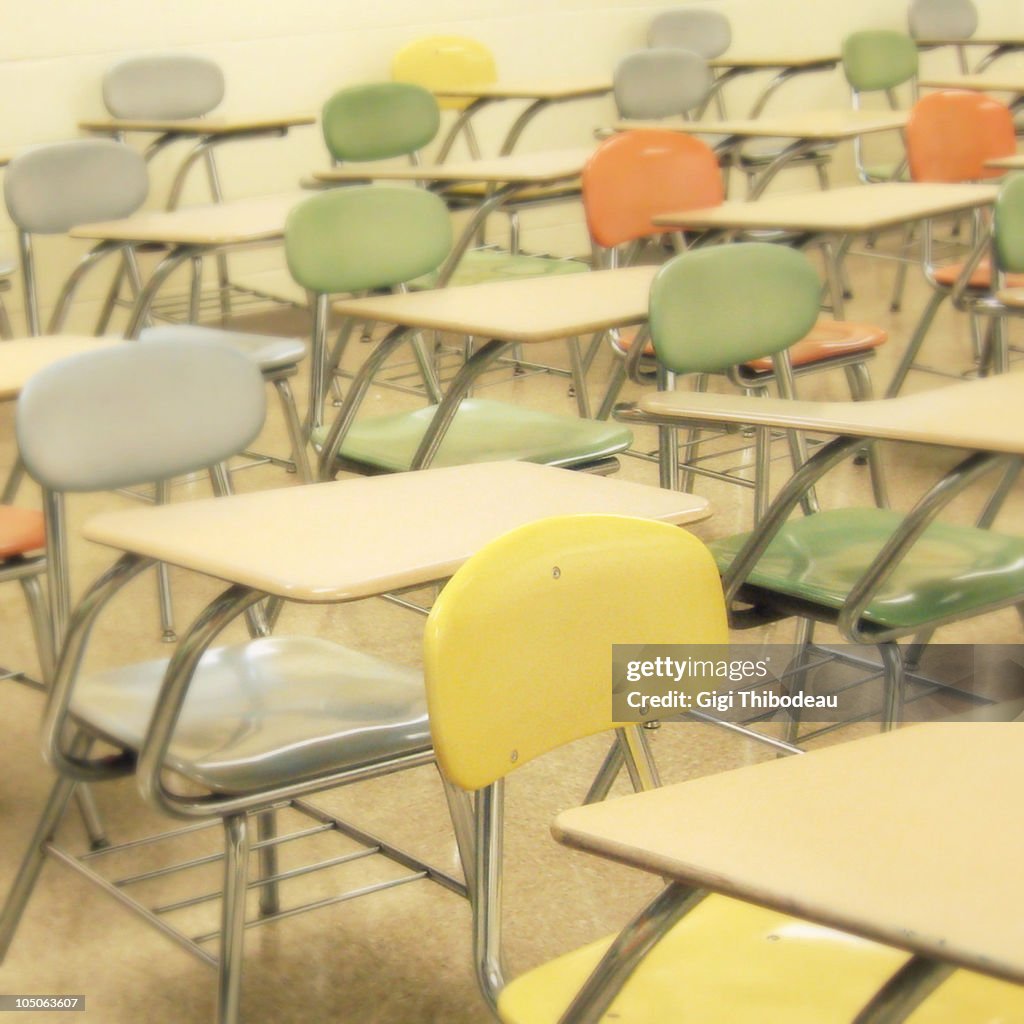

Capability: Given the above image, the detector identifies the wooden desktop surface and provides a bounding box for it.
[635,373,1024,454]
[313,147,592,185]
[332,265,656,343]
[83,462,710,602]
[79,114,316,135]
[652,182,999,234]
[430,79,611,101]
[0,337,123,401]
[70,192,307,246]
[555,723,1024,983]
[615,109,907,141]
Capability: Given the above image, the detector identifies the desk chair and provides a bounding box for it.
[424,513,1024,1023]
[103,53,224,121]
[3,140,310,483]
[617,48,830,196]
[842,30,919,186]
[288,187,631,479]
[647,7,731,58]
[0,340,442,1024]
[101,53,285,319]
[4,140,149,337]
[887,89,1017,396]
[952,174,1024,377]
[390,38,584,252]
[581,131,887,441]
[322,80,585,269]
[841,29,920,312]
[391,35,497,161]
[647,7,731,118]
[908,0,978,72]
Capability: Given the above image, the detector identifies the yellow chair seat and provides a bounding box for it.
[499,897,1024,1023]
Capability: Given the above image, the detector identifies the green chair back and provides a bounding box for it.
[321,82,440,163]
[649,243,821,375]
[285,186,452,295]
[994,175,1024,274]
[841,30,918,92]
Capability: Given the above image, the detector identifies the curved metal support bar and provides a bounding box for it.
[41,553,154,782]
[136,584,267,817]
[142,132,188,163]
[975,44,1020,74]
[18,232,40,337]
[47,241,130,334]
[839,451,1010,643]
[435,182,519,287]
[307,293,332,437]
[749,137,826,200]
[558,882,709,1024]
[473,780,507,1015]
[748,60,838,119]
[720,435,864,609]
[166,129,287,210]
[410,339,508,469]
[696,73,735,120]
[437,99,490,163]
[851,956,955,1024]
[950,227,994,313]
[316,323,412,480]
[125,244,203,338]
[500,99,548,156]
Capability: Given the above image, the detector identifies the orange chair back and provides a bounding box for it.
[906,90,1016,183]
[582,129,724,249]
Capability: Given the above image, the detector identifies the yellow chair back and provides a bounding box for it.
[392,35,497,111]
[424,514,728,791]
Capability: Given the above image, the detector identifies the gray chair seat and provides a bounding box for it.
[71,635,429,794]
[141,325,306,373]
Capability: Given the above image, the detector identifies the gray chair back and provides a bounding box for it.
[17,340,266,492]
[4,140,148,235]
[908,0,978,40]
[648,7,731,59]
[614,49,711,120]
[102,54,225,120]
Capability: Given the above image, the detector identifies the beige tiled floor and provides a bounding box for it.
[0,223,1021,1022]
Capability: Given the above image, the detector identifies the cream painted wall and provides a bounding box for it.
[1,0,1021,330]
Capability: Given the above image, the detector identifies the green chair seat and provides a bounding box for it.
[411,249,588,290]
[862,162,910,183]
[710,507,1024,632]
[313,397,632,473]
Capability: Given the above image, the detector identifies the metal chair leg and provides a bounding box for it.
[844,362,889,508]
[781,618,815,746]
[256,810,279,917]
[0,291,12,339]
[889,223,915,312]
[272,377,312,484]
[154,480,176,643]
[585,741,626,804]
[678,374,708,495]
[879,642,905,732]
[1,457,24,505]
[0,774,78,960]
[217,814,250,1024]
[885,289,947,398]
